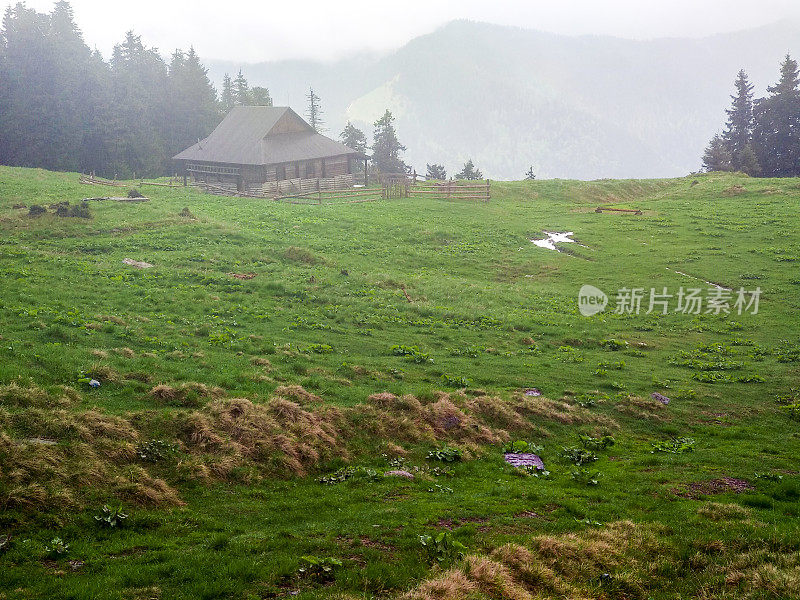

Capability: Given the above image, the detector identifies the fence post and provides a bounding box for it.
[317,178,321,205]
[485,179,490,202]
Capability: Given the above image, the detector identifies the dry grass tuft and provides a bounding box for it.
[251,357,273,368]
[404,569,477,600]
[614,394,668,421]
[284,246,322,264]
[114,466,183,507]
[404,521,660,599]
[697,501,750,521]
[88,364,121,383]
[273,385,321,405]
[148,382,225,407]
[96,315,127,326]
[0,382,74,408]
[0,408,178,512]
[114,347,135,358]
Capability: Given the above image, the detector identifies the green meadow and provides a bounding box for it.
[1,166,799,599]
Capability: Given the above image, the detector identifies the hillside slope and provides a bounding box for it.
[1,168,800,598]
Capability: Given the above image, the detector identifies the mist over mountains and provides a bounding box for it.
[205,20,800,180]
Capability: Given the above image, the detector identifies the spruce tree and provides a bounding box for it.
[426,164,447,180]
[753,54,800,177]
[722,70,757,173]
[250,86,272,106]
[702,134,733,172]
[371,110,406,173]
[233,70,250,106]
[109,31,170,177]
[456,159,483,180]
[221,73,234,112]
[166,46,220,169]
[340,122,367,154]
[306,87,324,132]
[525,166,536,180]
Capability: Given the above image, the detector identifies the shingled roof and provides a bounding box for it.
[173,106,361,166]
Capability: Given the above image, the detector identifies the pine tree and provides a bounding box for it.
[166,46,220,170]
[702,134,733,172]
[525,166,536,180]
[340,122,367,154]
[723,71,754,160]
[722,70,759,174]
[739,144,761,177]
[371,110,406,173]
[108,31,170,177]
[250,86,272,106]
[221,73,234,112]
[306,87,324,132]
[456,159,483,180]
[753,54,800,177]
[233,69,250,106]
[426,164,446,180]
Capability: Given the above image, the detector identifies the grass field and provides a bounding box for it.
[1,166,799,599]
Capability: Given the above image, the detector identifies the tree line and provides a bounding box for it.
[703,54,800,177]
[0,2,491,181]
[0,2,220,178]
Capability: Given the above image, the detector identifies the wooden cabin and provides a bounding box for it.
[173,106,363,193]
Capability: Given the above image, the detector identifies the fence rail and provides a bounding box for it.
[80,174,184,188]
[412,179,491,202]
[595,206,642,215]
[79,172,491,203]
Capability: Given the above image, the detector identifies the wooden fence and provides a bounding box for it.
[411,179,491,202]
[80,172,491,204]
[595,206,642,215]
[80,174,184,188]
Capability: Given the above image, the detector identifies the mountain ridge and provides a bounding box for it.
[205,20,800,179]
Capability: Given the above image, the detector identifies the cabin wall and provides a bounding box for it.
[183,154,357,193]
[240,164,264,191]
[324,155,350,177]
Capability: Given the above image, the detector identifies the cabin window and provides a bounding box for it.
[305,161,316,177]
[276,165,286,181]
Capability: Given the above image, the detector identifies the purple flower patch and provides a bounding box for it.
[523,388,542,397]
[504,453,544,470]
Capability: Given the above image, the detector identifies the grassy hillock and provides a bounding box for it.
[1,166,799,599]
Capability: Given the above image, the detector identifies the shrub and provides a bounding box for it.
[601,339,628,351]
[441,374,469,388]
[69,202,91,218]
[571,468,601,486]
[419,531,466,563]
[561,447,599,466]
[127,188,144,198]
[28,204,47,217]
[651,437,695,454]
[94,505,129,528]
[179,207,195,218]
[306,343,333,354]
[501,440,543,454]
[318,466,381,485]
[391,344,432,363]
[426,446,462,463]
[45,537,69,557]
[136,439,178,463]
[580,435,615,451]
[298,556,342,580]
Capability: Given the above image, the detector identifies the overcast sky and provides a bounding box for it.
[15,0,800,62]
